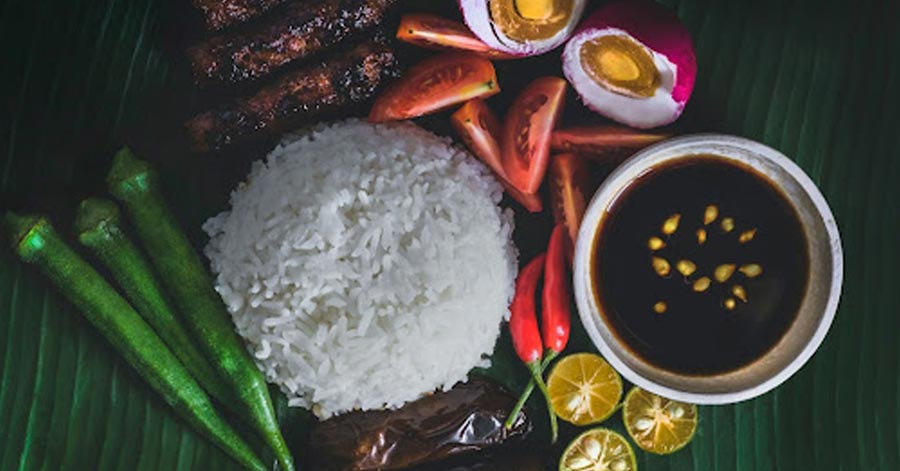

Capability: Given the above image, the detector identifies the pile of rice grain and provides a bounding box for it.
[203,120,517,418]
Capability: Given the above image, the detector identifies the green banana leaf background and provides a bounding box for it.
[1,0,899,469]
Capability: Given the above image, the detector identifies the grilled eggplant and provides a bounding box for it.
[409,448,547,471]
[308,377,531,471]
[189,0,289,31]
[185,38,400,152]
[187,0,397,86]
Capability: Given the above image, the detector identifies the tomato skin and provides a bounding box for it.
[548,153,599,266]
[550,126,671,160]
[451,100,543,212]
[396,13,516,59]
[501,77,567,194]
[369,53,500,123]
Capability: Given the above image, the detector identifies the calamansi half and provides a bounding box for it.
[622,387,698,454]
[559,428,637,471]
[547,353,623,426]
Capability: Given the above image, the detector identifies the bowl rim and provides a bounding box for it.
[572,133,843,405]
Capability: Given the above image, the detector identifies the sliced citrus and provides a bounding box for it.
[559,428,637,471]
[547,353,623,426]
[622,387,698,454]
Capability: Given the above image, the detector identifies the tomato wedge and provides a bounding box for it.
[397,13,516,59]
[550,126,671,160]
[501,77,567,194]
[451,99,504,174]
[548,153,600,266]
[451,100,543,212]
[369,53,500,123]
[503,184,543,212]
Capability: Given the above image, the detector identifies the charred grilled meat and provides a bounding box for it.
[185,38,400,152]
[189,0,289,31]
[308,377,531,471]
[187,0,397,86]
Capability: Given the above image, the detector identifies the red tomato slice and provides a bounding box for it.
[548,153,600,266]
[501,77,567,194]
[450,100,543,212]
[396,13,516,59]
[451,99,504,174]
[504,182,543,212]
[550,126,671,160]
[369,53,500,123]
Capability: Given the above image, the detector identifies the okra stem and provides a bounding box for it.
[74,198,238,410]
[106,148,295,471]
[3,213,266,471]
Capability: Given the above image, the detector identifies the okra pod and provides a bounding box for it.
[74,198,237,409]
[3,213,266,471]
[106,148,295,471]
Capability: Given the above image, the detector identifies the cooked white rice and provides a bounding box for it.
[203,120,517,418]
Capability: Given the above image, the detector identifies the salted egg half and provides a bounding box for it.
[562,0,697,128]
[459,0,587,56]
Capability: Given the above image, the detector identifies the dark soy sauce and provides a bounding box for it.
[592,156,810,375]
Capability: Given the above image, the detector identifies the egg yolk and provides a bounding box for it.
[580,34,661,98]
[489,0,574,42]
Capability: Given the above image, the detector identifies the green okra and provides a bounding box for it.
[3,213,266,471]
[106,148,295,471]
[74,198,237,409]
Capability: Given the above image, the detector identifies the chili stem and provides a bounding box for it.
[528,360,559,444]
[504,351,557,430]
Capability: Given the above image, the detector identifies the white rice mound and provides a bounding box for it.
[203,120,517,419]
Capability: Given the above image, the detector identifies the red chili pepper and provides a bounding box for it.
[507,253,558,443]
[509,253,546,364]
[542,224,572,355]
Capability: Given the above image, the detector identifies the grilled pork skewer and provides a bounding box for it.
[190,0,289,31]
[186,39,400,153]
[187,0,396,87]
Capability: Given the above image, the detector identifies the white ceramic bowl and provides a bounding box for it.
[573,134,843,404]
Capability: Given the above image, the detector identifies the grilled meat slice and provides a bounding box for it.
[187,0,397,86]
[190,0,289,31]
[186,39,400,152]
